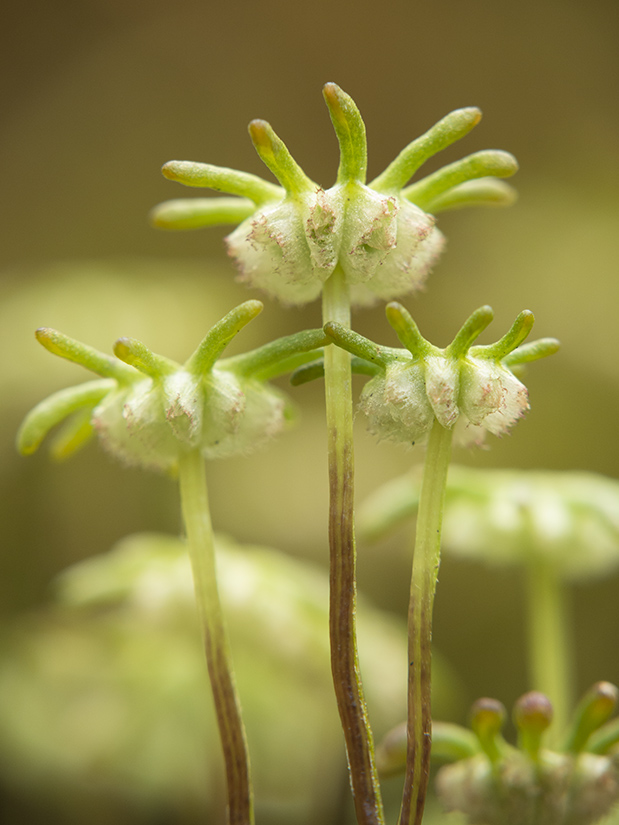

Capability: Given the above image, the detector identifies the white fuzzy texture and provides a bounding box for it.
[225,184,444,306]
[338,185,399,284]
[359,362,434,444]
[358,354,529,448]
[460,358,529,438]
[349,201,445,306]
[424,356,460,429]
[225,193,335,305]
[200,371,288,460]
[92,369,289,471]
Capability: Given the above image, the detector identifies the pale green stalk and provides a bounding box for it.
[322,265,385,825]
[526,560,573,740]
[177,449,253,825]
[399,420,453,825]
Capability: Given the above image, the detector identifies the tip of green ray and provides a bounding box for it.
[322,82,349,124]
[248,119,272,150]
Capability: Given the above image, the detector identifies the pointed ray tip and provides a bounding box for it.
[234,298,264,326]
[248,119,272,146]
[464,106,482,123]
[112,337,148,371]
[322,81,341,98]
[161,161,179,180]
[323,320,338,337]
[385,301,412,326]
[516,309,535,330]
[385,301,406,317]
[35,327,69,355]
[322,82,349,114]
[498,151,519,174]
[473,305,495,330]
[469,305,494,326]
[112,337,133,357]
[242,298,264,315]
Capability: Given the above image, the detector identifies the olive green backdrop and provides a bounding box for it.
[1,0,618,815]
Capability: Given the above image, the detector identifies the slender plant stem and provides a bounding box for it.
[177,449,253,825]
[526,560,573,739]
[399,419,453,825]
[322,266,385,825]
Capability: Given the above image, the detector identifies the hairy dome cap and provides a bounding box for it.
[152,84,517,306]
[325,302,558,448]
[17,302,329,472]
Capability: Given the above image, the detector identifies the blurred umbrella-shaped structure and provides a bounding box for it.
[359,466,619,737]
[0,531,459,825]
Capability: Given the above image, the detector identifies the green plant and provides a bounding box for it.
[15,83,619,825]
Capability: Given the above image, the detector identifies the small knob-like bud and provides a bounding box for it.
[470,697,507,764]
[513,691,553,760]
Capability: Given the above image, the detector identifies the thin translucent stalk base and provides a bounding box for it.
[399,420,453,825]
[178,449,253,825]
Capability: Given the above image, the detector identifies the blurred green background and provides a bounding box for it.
[1,0,618,821]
